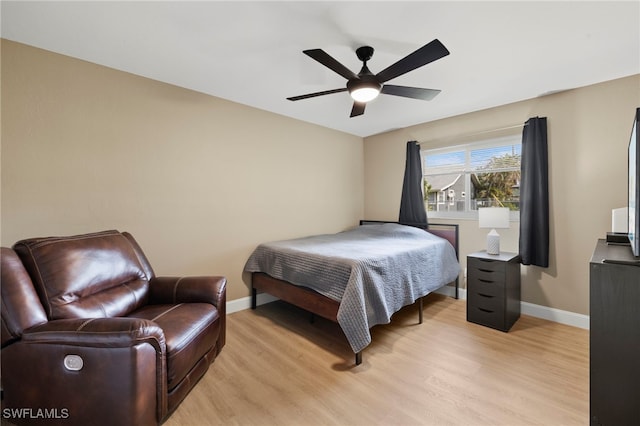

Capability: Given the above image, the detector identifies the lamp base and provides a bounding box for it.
[486,229,501,255]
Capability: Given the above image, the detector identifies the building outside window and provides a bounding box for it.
[422,134,521,219]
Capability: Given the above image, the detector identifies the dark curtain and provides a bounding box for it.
[399,141,428,226]
[519,117,549,267]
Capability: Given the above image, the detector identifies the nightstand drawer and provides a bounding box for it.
[468,257,506,273]
[467,277,504,298]
[468,268,505,285]
[467,304,505,330]
[468,290,504,311]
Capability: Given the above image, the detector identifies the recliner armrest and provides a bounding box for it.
[149,276,226,308]
[149,276,227,351]
[22,317,166,353]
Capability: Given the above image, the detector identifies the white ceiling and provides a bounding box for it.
[2,1,639,137]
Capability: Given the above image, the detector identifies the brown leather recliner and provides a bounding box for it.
[1,230,226,425]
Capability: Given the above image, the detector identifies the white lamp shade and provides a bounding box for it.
[478,207,510,229]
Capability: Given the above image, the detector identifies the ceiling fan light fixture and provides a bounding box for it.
[347,79,382,103]
[350,86,380,103]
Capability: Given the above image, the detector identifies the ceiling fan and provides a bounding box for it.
[287,39,450,118]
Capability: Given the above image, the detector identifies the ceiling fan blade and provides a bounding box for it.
[381,85,441,101]
[375,39,450,83]
[303,49,358,80]
[287,88,347,101]
[350,102,366,117]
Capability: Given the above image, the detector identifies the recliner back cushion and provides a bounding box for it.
[13,230,150,320]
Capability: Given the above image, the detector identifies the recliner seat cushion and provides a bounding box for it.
[128,303,220,389]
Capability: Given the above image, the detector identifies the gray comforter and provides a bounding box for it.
[244,223,461,353]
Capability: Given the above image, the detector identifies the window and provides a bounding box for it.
[422,135,521,219]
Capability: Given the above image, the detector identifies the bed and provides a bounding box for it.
[244,220,460,365]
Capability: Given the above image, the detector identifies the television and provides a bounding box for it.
[629,107,640,257]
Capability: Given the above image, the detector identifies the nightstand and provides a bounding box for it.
[466,251,521,331]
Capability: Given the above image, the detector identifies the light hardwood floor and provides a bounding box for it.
[165,293,589,426]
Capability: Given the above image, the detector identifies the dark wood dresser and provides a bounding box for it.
[590,239,640,425]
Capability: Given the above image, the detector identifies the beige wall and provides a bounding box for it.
[0,40,364,302]
[3,39,639,316]
[364,74,640,315]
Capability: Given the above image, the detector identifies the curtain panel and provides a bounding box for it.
[399,141,429,226]
[519,117,549,267]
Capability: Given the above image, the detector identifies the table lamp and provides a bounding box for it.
[478,207,510,255]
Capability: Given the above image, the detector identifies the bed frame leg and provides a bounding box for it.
[418,297,424,324]
[355,352,362,365]
[251,287,257,310]
[455,277,459,299]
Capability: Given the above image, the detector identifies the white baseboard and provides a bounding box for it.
[227,293,278,314]
[434,286,589,330]
[231,286,589,330]
[434,285,461,299]
[520,301,589,329]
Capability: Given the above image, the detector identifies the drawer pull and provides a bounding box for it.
[478,293,493,298]
[479,268,494,273]
[479,279,494,284]
[478,307,494,313]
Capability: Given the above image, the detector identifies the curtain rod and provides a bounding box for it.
[417,123,524,145]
